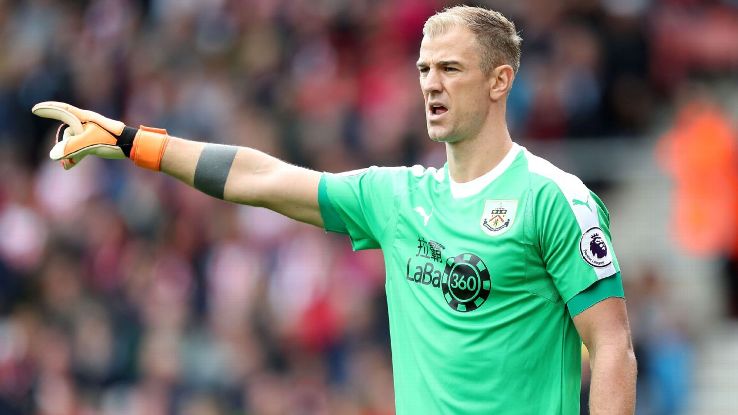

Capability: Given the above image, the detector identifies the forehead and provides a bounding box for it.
[418,25,480,65]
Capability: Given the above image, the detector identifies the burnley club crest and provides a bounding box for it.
[480,200,518,236]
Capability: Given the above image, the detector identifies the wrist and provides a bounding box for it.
[117,125,170,171]
[116,126,138,157]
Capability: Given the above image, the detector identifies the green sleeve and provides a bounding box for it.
[567,272,624,317]
[318,175,347,234]
[318,168,401,250]
[537,183,620,303]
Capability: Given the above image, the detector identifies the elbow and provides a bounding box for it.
[620,345,638,378]
[628,346,638,376]
[589,338,638,376]
[620,335,638,371]
[606,342,638,381]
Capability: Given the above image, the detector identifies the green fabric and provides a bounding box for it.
[318,144,621,414]
[567,272,625,317]
[318,174,347,233]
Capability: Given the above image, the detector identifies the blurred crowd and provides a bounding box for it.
[0,0,737,414]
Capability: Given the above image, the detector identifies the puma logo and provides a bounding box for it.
[572,197,592,212]
[414,206,432,226]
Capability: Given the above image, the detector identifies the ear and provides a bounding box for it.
[489,65,515,101]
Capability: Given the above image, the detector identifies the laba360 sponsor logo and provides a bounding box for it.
[406,237,491,313]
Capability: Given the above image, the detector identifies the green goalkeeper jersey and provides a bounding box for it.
[318,143,620,414]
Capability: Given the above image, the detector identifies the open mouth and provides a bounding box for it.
[429,104,448,116]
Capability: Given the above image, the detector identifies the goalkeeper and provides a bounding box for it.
[33,6,636,414]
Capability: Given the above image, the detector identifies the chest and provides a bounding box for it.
[389,184,546,313]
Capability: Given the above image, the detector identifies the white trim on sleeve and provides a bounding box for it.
[524,149,617,279]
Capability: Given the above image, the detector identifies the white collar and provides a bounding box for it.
[449,143,521,199]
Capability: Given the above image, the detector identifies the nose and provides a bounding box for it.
[421,68,442,96]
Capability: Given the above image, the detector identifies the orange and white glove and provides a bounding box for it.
[31,101,170,170]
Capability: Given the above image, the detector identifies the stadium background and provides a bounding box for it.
[1,0,738,414]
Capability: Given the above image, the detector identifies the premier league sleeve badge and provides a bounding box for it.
[579,227,613,268]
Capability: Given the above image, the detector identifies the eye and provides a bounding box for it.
[418,66,429,75]
[444,67,458,72]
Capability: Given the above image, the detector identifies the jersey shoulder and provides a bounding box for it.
[336,164,446,199]
[521,148,591,205]
[407,164,446,182]
[351,165,444,180]
[384,164,446,192]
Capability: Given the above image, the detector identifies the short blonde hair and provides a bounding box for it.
[423,5,522,74]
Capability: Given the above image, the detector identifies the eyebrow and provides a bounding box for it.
[416,60,463,68]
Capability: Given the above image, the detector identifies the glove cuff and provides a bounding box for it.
[130,126,170,171]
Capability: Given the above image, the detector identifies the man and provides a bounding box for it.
[33,5,636,414]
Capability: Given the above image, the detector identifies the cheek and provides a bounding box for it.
[456,82,489,109]
[473,83,492,105]
[453,89,490,135]
[459,88,489,120]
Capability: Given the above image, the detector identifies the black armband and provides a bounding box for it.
[193,144,238,199]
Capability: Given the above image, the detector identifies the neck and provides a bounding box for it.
[446,123,513,183]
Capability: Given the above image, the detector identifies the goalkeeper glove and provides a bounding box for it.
[31,101,169,170]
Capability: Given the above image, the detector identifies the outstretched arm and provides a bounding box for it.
[32,101,324,227]
[573,297,637,415]
[160,137,322,226]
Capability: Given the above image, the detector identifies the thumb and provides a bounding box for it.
[49,139,67,161]
[49,123,70,161]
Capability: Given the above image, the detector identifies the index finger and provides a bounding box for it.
[32,101,85,135]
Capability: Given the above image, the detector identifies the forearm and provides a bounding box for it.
[159,136,205,186]
[160,137,323,225]
[588,345,637,414]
